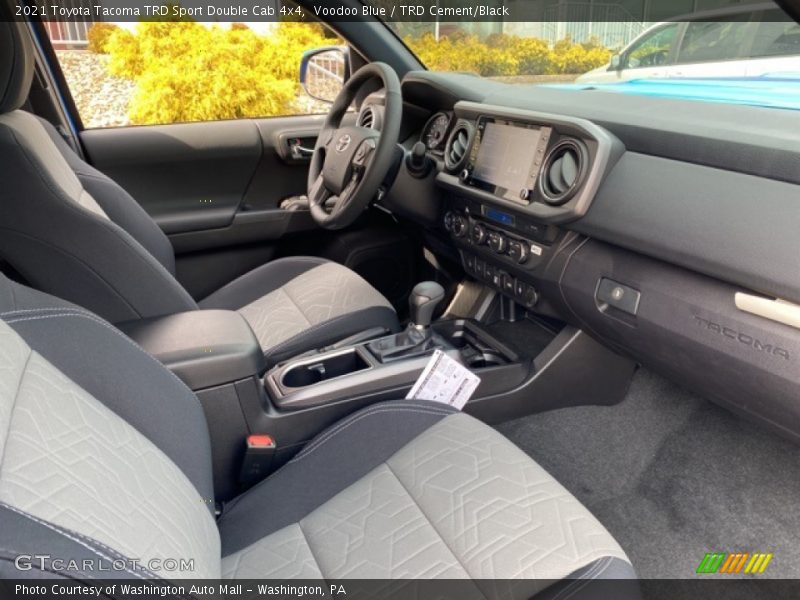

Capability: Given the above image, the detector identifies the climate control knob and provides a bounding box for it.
[487,231,508,254]
[470,223,487,245]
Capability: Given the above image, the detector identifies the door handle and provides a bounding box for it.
[290,144,314,160]
[735,293,800,331]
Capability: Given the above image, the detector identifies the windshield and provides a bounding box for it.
[380,4,800,109]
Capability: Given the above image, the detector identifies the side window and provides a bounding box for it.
[676,19,750,65]
[748,11,800,58]
[45,21,341,129]
[622,24,680,69]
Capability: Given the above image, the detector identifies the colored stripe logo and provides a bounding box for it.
[696,552,773,574]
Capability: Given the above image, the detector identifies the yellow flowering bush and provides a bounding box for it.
[86,23,121,54]
[405,33,612,76]
[99,22,611,126]
[407,32,518,76]
[105,22,330,125]
[486,34,552,75]
[549,37,613,74]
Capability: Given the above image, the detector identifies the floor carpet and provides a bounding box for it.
[498,369,800,580]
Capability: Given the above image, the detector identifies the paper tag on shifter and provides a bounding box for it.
[406,350,481,410]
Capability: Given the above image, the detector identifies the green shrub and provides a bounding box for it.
[86,23,120,54]
[105,22,329,125]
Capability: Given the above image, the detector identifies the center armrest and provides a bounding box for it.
[118,310,265,391]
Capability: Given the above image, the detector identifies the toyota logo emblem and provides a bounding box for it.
[335,134,352,153]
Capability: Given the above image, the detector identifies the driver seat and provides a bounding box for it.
[0,20,399,365]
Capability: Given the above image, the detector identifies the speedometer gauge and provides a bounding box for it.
[422,112,451,151]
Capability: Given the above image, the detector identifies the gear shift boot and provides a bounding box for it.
[367,327,447,363]
[366,281,447,363]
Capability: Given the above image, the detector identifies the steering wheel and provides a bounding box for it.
[307,62,402,230]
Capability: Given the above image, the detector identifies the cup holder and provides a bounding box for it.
[466,352,506,369]
[281,349,370,389]
[432,319,517,370]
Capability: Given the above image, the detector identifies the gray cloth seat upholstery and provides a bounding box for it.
[0,18,399,365]
[0,272,636,597]
[199,256,398,366]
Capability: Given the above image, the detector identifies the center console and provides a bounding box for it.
[265,282,525,411]
[443,199,558,310]
[117,292,538,502]
[266,319,525,409]
[436,101,623,310]
[120,275,633,503]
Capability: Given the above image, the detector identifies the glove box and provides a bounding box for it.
[560,240,800,443]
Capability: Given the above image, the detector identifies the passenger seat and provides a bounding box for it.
[0,272,636,596]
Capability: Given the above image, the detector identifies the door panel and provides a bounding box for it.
[81,116,328,233]
[82,119,264,234]
[80,115,332,298]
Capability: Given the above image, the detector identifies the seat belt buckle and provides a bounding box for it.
[239,434,276,488]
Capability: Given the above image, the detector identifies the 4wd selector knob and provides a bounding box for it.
[487,231,508,254]
[507,240,530,264]
[470,223,487,245]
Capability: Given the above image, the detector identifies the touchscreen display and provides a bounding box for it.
[472,121,540,194]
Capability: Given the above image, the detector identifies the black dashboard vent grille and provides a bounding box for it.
[357,106,375,129]
[445,121,473,171]
[540,140,586,205]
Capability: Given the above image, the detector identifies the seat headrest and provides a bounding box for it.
[0,15,35,114]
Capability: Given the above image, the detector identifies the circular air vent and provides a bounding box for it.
[539,139,587,205]
[444,121,474,172]
[357,105,380,129]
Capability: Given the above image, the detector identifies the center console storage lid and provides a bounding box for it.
[119,310,265,391]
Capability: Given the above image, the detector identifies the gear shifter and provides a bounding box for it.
[409,281,445,330]
[367,281,446,362]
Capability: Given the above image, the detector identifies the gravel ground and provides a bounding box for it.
[57,50,135,129]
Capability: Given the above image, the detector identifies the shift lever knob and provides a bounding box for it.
[409,281,445,329]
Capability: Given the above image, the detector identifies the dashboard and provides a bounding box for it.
[404,101,621,311]
[370,70,800,443]
[435,102,620,223]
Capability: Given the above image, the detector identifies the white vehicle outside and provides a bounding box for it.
[576,3,800,84]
